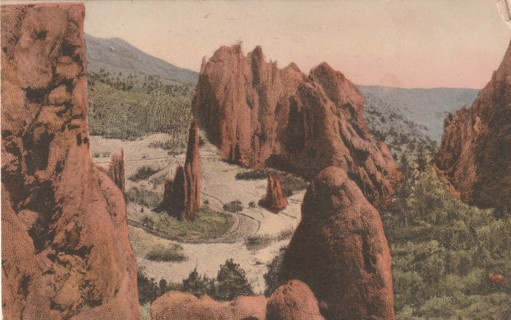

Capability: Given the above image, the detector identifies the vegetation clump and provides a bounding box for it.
[129,165,160,181]
[145,244,186,262]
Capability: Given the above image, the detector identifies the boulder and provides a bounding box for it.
[278,167,395,320]
[1,4,139,319]
[266,280,324,320]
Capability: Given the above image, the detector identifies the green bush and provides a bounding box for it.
[182,268,213,298]
[145,244,186,262]
[213,259,254,301]
[383,161,511,319]
[129,165,159,182]
[223,200,244,213]
[263,248,286,297]
[126,188,162,208]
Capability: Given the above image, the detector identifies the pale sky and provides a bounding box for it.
[82,1,511,89]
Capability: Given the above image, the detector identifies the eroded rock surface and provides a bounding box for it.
[161,120,201,220]
[193,45,400,207]
[1,4,139,319]
[150,291,267,320]
[278,167,395,320]
[260,173,288,213]
[266,280,324,320]
[435,40,511,210]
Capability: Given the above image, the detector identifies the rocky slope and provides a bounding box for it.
[161,120,201,220]
[435,40,511,210]
[1,4,139,319]
[278,166,395,320]
[193,45,400,207]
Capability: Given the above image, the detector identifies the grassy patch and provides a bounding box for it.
[145,244,186,262]
[129,165,160,182]
[140,206,234,240]
[245,228,294,251]
[126,187,162,208]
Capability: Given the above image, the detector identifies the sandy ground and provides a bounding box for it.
[90,134,305,294]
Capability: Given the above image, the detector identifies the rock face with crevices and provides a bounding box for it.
[193,45,400,207]
[1,4,139,319]
[260,173,288,213]
[107,149,125,192]
[278,166,395,320]
[161,120,201,220]
[435,40,511,210]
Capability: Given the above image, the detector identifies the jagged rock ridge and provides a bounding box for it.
[278,166,395,320]
[435,40,511,210]
[1,4,139,319]
[161,120,201,220]
[193,45,400,207]
[107,149,126,192]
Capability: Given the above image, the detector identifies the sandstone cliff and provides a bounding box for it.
[435,40,511,210]
[260,173,288,213]
[193,45,400,207]
[1,4,139,319]
[161,120,201,220]
[278,166,395,320]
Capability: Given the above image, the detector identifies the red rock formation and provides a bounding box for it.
[266,280,324,320]
[107,149,126,192]
[260,173,288,213]
[193,45,400,207]
[278,166,394,320]
[435,40,511,210]
[162,120,201,220]
[1,4,139,319]
[150,291,267,320]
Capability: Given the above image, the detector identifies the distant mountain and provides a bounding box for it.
[359,86,479,142]
[85,34,198,85]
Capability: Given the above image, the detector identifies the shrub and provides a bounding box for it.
[129,165,159,181]
[182,268,213,297]
[126,187,162,208]
[264,248,286,297]
[213,259,254,301]
[145,244,186,262]
[223,200,244,213]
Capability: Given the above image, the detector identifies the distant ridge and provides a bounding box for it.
[85,34,198,85]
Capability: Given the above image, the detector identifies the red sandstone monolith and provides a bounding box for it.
[266,280,324,320]
[193,45,400,207]
[435,40,511,210]
[107,149,125,192]
[162,120,201,220]
[278,166,395,320]
[260,173,288,213]
[1,4,140,319]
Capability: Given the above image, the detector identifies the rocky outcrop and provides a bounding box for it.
[260,173,288,213]
[150,291,267,320]
[161,120,201,220]
[1,4,139,319]
[266,280,324,320]
[107,149,125,192]
[193,45,400,207]
[278,167,394,320]
[435,40,511,210]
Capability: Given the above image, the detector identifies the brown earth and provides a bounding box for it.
[278,166,395,320]
[193,45,400,207]
[435,40,511,210]
[1,4,139,319]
